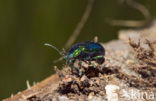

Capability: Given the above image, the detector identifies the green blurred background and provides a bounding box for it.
[0,0,156,100]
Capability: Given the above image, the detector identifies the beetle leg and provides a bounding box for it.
[91,61,96,68]
[99,64,104,71]
[78,69,82,76]
[78,60,82,76]
[72,66,82,76]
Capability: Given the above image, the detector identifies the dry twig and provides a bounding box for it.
[109,0,151,27]
[65,0,95,49]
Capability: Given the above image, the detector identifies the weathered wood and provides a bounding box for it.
[4,20,156,101]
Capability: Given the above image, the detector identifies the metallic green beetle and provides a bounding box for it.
[45,41,105,75]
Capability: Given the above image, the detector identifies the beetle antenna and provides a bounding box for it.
[44,43,65,58]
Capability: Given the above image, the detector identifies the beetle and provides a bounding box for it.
[45,41,105,76]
